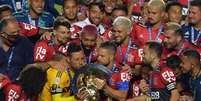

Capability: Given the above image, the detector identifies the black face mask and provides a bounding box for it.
[0,33,19,46]
[7,35,19,44]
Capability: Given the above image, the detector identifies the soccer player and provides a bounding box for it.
[63,0,78,24]
[180,49,201,101]
[96,41,130,101]
[131,0,166,47]
[165,1,183,24]
[0,65,47,101]
[34,16,72,62]
[143,41,179,101]
[182,0,201,46]
[14,0,54,28]
[163,22,196,59]
[112,16,143,67]
[73,2,105,35]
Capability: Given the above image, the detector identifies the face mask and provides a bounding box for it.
[1,33,19,45]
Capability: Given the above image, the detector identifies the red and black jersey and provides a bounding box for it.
[0,78,29,101]
[101,28,114,42]
[18,22,39,37]
[34,39,56,62]
[70,25,82,40]
[34,38,80,62]
[131,23,164,48]
[115,40,143,68]
[109,69,130,91]
[123,0,145,15]
[149,66,176,101]
[4,83,29,101]
[127,76,143,99]
[162,40,197,60]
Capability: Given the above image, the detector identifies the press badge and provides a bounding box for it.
[16,2,22,10]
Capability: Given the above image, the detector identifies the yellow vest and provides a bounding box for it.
[39,67,76,101]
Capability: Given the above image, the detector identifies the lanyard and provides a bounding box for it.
[11,0,24,12]
[28,14,39,26]
[177,43,185,55]
[88,52,92,64]
[66,65,73,85]
[11,0,17,12]
[148,71,153,95]
[147,25,163,40]
[111,64,118,73]
[7,47,15,67]
[191,27,201,44]
[118,39,132,65]
[80,43,93,64]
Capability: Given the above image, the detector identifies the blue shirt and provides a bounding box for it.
[13,11,54,28]
[190,75,201,101]
[182,24,201,46]
[0,36,34,81]
[0,0,29,13]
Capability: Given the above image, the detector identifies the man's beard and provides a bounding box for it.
[66,15,77,22]
[167,44,177,52]
[163,42,177,52]
[188,21,196,26]
[114,37,126,46]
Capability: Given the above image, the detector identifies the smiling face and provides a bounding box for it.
[55,25,71,44]
[89,5,103,26]
[103,0,116,14]
[63,0,78,21]
[30,0,45,15]
[81,33,97,49]
[163,29,178,50]
[188,6,201,25]
[112,25,129,45]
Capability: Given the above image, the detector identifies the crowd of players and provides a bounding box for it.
[0,0,201,101]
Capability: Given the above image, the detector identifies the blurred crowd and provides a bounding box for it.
[0,0,200,101]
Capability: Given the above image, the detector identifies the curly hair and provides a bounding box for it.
[17,64,47,98]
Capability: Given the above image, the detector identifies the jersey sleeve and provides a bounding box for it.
[111,71,130,91]
[3,84,22,101]
[70,25,82,40]
[0,77,11,89]
[133,48,143,65]
[161,67,177,91]
[18,22,39,37]
[34,41,49,62]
